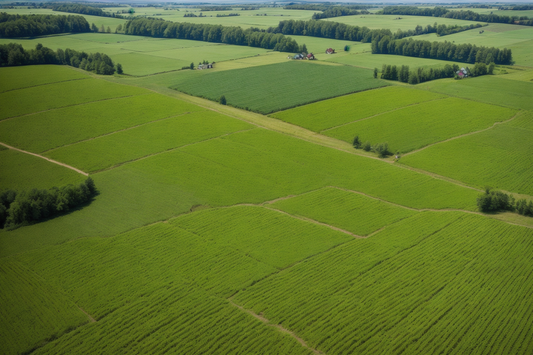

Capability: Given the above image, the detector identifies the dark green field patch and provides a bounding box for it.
[172,61,389,114]
[0,65,87,93]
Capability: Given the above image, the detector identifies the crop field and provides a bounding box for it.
[0,65,88,93]
[401,112,533,195]
[283,35,365,54]
[323,14,482,30]
[422,75,533,111]
[45,111,254,172]
[323,97,517,153]
[271,86,446,132]
[0,260,89,355]
[173,61,389,113]
[233,212,533,354]
[0,93,203,153]
[270,186,418,236]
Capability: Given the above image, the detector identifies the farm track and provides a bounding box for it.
[41,112,194,154]
[78,307,96,323]
[227,299,324,355]
[0,141,88,176]
[401,111,522,157]
[319,97,448,133]
[0,77,88,94]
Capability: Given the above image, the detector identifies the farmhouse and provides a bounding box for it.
[307,53,315,60]
[326,48,335,54]
[197,62,214,70]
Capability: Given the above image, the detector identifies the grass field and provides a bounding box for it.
[234,212,533,354]
[0,65,87,93]
[270,186,418,236]
[323,96,517,153]
[323,14,483,30]
[401,111,533,195]
[271,86,446,132]
[173,61,390,113]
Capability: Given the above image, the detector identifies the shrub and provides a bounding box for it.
[362,141,372,151]
[373,142,390,158]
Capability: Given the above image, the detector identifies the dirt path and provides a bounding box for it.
[0,142,88,176]
[402,112,522,157]
[227,299,324,355]
[78,307,96,323]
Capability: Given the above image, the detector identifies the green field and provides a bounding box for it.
[401,112,533,195]
[323,96,517,153]
[270,186,418,236]
[0,65,87,93]
[323,14,483,30]
[173,61,390,113]
[271,86,446,132]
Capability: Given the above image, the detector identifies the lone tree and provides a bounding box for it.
[219,95,227,105]
[190,62,194,70]
[352,135,361,149]
[116,63,123,74]
[373,142,390,158]
[373,68,378,79]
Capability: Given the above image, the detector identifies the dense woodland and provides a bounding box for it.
[124,18,300,52]
[371,36,512,64]
[477,188,533,216]
[0,43,118,74]
[379,62,493,84]
[380,6,533,26]
[52,3,105,17]
[0,177,97,230]
[311,7,369,20]
[0,12,90,37]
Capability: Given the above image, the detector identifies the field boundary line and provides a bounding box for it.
[402,111,522,157]
[0,93,149,123]
[92,127,257,174]
[78,307,96,323]
[0,141,88,176]
[0,77,89,94]
[319,97,448,133]
[227,299,324,355]
[42,112,194,154]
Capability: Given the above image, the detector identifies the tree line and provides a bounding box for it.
[0,43,120,75]
[311,7,369,20]
[477,187,533,217]
[52,4,105,17]
[284,4,372,11]
[377,62,494,84]
[0,12,90,37]
[353,136,391,158]
[379,6,533,26]
[371,36,512,65]
[123,18,300,52]
[0,177,97,230]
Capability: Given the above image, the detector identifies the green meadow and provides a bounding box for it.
[173,61,389,113]
[0,3,532,353]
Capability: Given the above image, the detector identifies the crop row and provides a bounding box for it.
[324,97,517,153]
[0,65,88,93]
[233,212,533,354]
[0,93,204,153]
[270,186,417,236]
[402,117,533,195]
[271,86,445,132]
[0,259,88,355]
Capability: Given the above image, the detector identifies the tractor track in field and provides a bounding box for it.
[78,307,96,323]
[401,111,522,157]
[0,141,88,176]
[227,299,324,355]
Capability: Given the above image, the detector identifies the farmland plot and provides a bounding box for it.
[323,97,517,153]
[0,65,87,93]
[271,86,446,132]
[234,212,533,355]
[401,113,533,195]
[173,61,389,114]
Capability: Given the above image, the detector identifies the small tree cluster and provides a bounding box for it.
[476,187,533,218]
[353,136,390,158]
[0,177,97,230]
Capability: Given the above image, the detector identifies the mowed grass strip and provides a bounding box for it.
[0,77,146,120]
[324,97,517,153]
[0,65,87,93]
[271,86,446,132]
[0,93,204,153]
[0,150,85,191]
[172,61,389,114]
[271,186,418,236]
[401,114,533,195]
[45,111,254,172]
[171,205,353,269]
[0,260,89,355]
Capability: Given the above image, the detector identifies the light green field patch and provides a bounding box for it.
[0,93,202,153]
[0,65,87,93]
[173,61,389,114]
[323,14,482,30]
[271,187,417,236]
[401,114,533,195]
[422,75,533,111]
[117,37,218,52]
[45,111,254,172]
[324,97,517,153]
[0,260,89,355]
[110,52,189,76]
[287,35,366,54]
[0,150,85,191]
[0,78,145,120]
[171,205,353,269]
[271,86,446,132]
[147,43,270,62]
